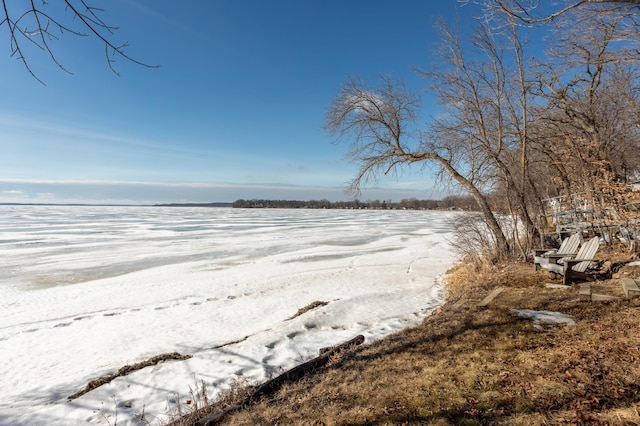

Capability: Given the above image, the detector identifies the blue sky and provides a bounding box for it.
[0,1,477,204]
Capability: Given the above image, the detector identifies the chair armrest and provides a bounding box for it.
[533,249,555,256]
[565,258,598,264]
[545,253,567,259]
[545,253,570,264]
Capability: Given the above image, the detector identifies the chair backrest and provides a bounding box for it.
[571,237,600,273]
[555,236,570,253]
[558,233,581,256]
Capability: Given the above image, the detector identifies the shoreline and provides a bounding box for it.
[192,259,640,425]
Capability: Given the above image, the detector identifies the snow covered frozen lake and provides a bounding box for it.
[0,206,458,425]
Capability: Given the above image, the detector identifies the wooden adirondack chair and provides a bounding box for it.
[543,237,601,284]
[532,233,581,271]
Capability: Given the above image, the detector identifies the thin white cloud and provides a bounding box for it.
[0,178,443,205]
[2,189,26,196]
[0,113,186,154]
[0,112,278,173]
[0,178,341,191]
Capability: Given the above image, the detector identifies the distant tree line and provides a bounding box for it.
[231,195,477,210]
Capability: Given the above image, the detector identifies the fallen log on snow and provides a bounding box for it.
[192,334,365,426]
[68,352,192,400]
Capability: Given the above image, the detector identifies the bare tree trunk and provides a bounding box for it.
[425,153,512,257]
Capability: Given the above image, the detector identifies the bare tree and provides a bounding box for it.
[326,15,552,260]
[325,75,512,259]
[1,0,158,84]
[416,17,543,257]
[528,6,640,236]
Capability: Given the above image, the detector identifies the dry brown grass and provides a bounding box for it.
[175,258,640,425]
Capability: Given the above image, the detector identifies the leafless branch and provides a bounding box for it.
[477,0,640,26]
[1,0,159,84]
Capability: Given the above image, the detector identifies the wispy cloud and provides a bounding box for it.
[2,189,26,196]
[0,113,187,154]
[0,112,278,176]
[0,178,439,204]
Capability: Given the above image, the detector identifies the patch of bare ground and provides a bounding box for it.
[173,257,640,426]
[288,301,329,320]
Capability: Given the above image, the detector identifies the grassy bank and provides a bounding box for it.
[172,260,640,425]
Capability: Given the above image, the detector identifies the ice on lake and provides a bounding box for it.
[0,206,457,425]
